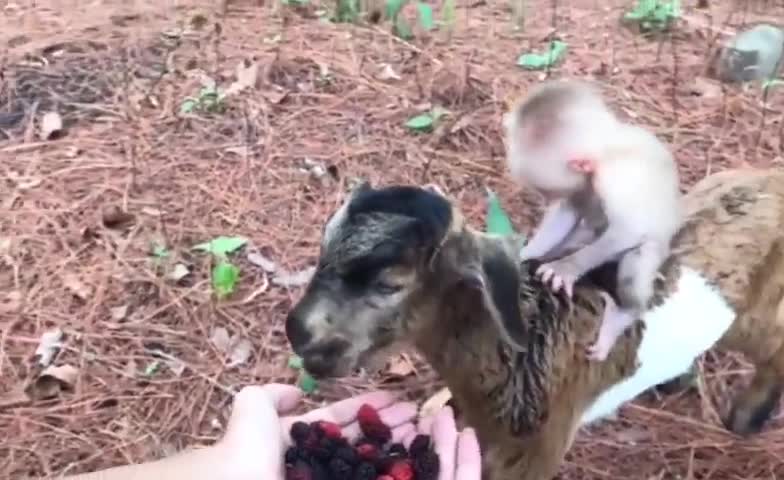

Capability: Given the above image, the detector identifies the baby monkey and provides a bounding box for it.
[503,79,683,361]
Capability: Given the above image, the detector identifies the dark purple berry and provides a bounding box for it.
[334,446,358,465]
[352,461,376,480]
[409,434,431,457]
[388,443,408,458]
[329,457,353,480]
[290,421,312,446]
[413,450,440,480]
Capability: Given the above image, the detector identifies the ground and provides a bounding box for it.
[1,0,784,478]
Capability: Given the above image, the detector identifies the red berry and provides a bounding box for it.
[377,476,395,480]
[387,460,414,480]
[357,404,392,444]
[317,420,343,439]
[356,442,379,461]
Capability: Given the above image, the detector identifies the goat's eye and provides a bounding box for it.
[373,281,403,295]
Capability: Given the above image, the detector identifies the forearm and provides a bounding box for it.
[561,225,638,274]
[55,446,247,480]
[520,200,580,260]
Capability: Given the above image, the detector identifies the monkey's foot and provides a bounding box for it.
[587,293,635,362]
[536,261,578,298]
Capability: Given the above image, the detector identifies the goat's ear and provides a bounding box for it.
[453,255,527,352]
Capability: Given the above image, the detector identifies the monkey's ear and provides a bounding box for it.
[451,255,527,352]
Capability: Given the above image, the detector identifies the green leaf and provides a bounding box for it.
[516,40,567,70]
[394,16,414,39]
[763,79,784,90]
[405,113,435,131]
[180,99,197,114]
[299,372,318,393]
[485,189,515,236]
[192,236,248,256]
[144,360,160,377]
[151,243,170,258]
[416,2,434,30]
[288,355,304,369]
[212,261,240,299]
[385,0,406,19]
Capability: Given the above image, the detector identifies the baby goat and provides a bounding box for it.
[285,168,784,480]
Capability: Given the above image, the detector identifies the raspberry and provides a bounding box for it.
[285,459,313,480]
[290,422,312,447]
[329,457,354,480]
[356,442,380,461]
[412,450,440,480]
[357,404,392,445]
[387,443,408,458]
[387,460,414,480]
[408,434,431,457]
[314,420,342,439]
[353,461,377,480]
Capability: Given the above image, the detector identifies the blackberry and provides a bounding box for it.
[412,450,440,480]
[329,457,353,480]
[285,459,312,480]
[352,461,376,480]
[310,459,330,480]
[387,443,408,458]
[285,446,305,465]
[334,446,358,465]
[408,434,431,457]
[312,437,338,461]
[290,421,312,447]
[374,455,395,474]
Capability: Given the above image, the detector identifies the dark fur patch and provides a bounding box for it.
[482,253,526,346]
[348,186,452,249]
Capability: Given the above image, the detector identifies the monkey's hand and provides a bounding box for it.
[536,258,583,298]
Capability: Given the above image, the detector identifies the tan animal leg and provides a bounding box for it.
[725,300,784,435]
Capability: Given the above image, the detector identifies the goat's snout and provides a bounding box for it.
[285,310,313,352]
[300,338,352,378]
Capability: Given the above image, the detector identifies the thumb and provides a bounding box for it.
[222,384,303,447]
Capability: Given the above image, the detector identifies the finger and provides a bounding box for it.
[431,407,458,480]
[290,391,398,427]
[341,402,418,441]
[418,413,436,436]
[391,423,417,444]
[260,384,304,413]
[455,428,482,480]
[565,280,573,298]
[403,430,419,449]
[223,385,295,450]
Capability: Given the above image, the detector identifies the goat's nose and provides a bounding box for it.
[285,311,313,352]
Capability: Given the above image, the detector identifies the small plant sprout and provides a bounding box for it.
[517,40,568,70]
[192,236,249,299]
[485,188,516,236]
[623,0,681,33]
[404,106,448,132]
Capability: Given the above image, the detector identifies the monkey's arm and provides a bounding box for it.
[519,199,581,261]
[554,224,640,277]
[539,219,597,262]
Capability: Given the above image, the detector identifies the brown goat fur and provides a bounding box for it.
[285,169,784,480]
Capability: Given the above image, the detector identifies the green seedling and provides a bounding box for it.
[180,85,226,114]
[212,261,240,299]
[404,106,447,132]
[517,40,568,70]
[288,355,318,394]
[192,236,248,256]
[623,0,680,33]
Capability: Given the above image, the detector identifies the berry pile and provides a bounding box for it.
[285,404,440,480]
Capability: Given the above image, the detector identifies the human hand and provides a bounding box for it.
[215,384,418,480]
[404,405,482,480]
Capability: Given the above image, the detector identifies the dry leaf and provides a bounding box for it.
[40,111,63,140]
[167,263,190,282]
[141,207,164,217]
[262,88,288,105]
[1,290,23,314]
[377,64,401,81]
[27,364,79,400]
[35,328,63,367]
[17,177,42,190]
[385,353,416,377]
[102,205,135,228]
[272,266,315,287]
[225,146,251,157]
[63,273,92,300]
[165,357,186,376]
[110,304,129,321]
[247,251,277,272]
[419,387,452,419]
[228,336,252,367]
[210,327,232,353]
[689,76,723,99]
[224,59,260,97]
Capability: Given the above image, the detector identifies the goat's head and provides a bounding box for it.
[285,182,529,378]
